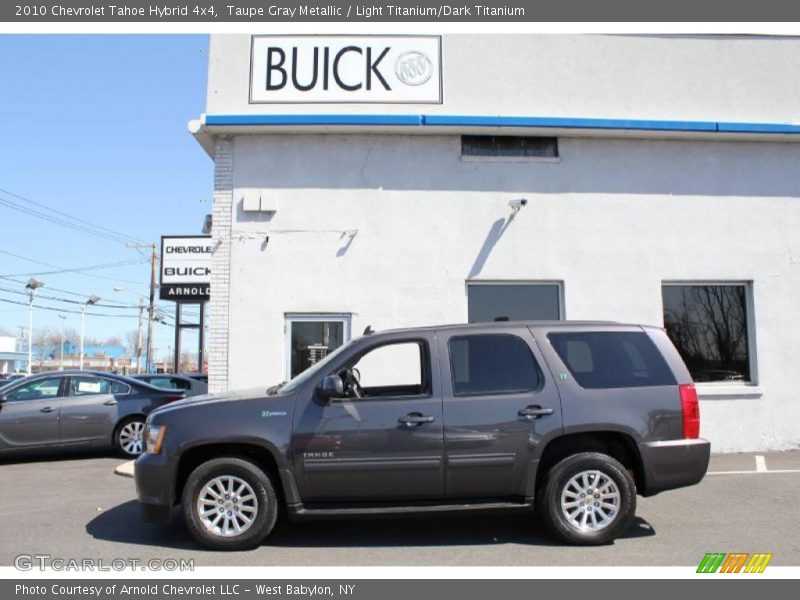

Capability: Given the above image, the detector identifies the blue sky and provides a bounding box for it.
[0,35,211,364]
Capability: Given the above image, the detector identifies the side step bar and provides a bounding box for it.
[288,500,533,520]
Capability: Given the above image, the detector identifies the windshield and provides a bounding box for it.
[279,339,354,395]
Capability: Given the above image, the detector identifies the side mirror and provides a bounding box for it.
[317,375,344,401]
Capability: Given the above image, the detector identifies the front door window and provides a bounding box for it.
[5,377,63,402]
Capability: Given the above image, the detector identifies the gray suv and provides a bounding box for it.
[135,321,710,550]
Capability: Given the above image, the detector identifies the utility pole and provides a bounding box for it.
[58,314,66,371]
[16,326,26,372]
[135,298,144,374]
[79,295,100,371]
[127,242,158,374]
[146,245,157,373]
[25,278,45,375]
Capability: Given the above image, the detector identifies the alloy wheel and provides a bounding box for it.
[118,421,145,456]
[196,475,259,537]
[560,469,621,531]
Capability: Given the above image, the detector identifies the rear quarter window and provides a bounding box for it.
[548,331,676,389]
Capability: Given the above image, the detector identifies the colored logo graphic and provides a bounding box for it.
[697,553,773,573]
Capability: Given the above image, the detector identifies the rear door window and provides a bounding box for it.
[449,334,540,396]
[548,331,676,389]
[69,377,131,396]
[71,376,113,396]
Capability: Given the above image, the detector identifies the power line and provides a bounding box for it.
[0,275,142,306]
[0,256,146,278]
[0,196,134,244]
[0,297,143,319]
[0,187,144,245]
[0,286,141,309]
[0,249,147,286]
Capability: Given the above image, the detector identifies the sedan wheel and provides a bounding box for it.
[116,419,145,456]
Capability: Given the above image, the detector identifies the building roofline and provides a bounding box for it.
[191,112,800,158]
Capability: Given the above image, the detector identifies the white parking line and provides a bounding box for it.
[755,455,768,472]
[707,468,800,475]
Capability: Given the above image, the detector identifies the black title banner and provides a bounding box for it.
[4,0,800,21]
[3,579,795,600]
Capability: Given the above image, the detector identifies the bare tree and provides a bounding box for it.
[31,327,59,365]
[124,330,140,358]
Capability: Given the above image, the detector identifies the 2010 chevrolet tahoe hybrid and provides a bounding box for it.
[135,321,710,550]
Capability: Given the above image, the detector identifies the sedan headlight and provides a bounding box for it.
[143,424,166,455]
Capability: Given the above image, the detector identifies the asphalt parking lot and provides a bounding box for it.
[0,450,798,567]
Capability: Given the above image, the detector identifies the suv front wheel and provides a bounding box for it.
[539,452,636,545]
[182,457,278,550]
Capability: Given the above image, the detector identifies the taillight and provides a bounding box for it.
[163,394,184,403]
[679,383,700,439]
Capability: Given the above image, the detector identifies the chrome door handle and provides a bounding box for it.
[39,407,55,413]
[103,399,118,406]
[518,406,554,419]
[398,413,435,427]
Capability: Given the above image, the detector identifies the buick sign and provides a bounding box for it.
[250,35,442,104]
[160,235,212,302]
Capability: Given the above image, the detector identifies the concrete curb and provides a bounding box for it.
[114,460,135,479]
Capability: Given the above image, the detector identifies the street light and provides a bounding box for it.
[57,314,67,371]
[25,278,45,375]
[79,295,100,370]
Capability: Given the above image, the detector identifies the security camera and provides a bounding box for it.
[509,198,528,212]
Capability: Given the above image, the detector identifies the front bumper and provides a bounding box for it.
[639,438,711,496]
[134,453,178,524]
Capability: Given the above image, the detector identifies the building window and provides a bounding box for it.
[467,282,562,323]
[449,334,540,396]
[461,135,558,161]
[285,314,351,379]
[662,284,753,383]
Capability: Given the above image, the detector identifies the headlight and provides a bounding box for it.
[143,424,166,455]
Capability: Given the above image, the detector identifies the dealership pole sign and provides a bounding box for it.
[250,35,442,104]
[160,236,212,302]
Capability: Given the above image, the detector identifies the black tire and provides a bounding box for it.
[113,416,146,458]
[182,457,278,551]
[538,452,636,545]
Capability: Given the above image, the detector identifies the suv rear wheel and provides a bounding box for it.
[182,457,278,550]
[539,452,636,545]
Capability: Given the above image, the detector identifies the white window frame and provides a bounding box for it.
[466,280,566,322]
[284,313,352,381]
[661,281,761,396]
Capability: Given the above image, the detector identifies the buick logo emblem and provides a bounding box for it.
[395,51,433,86]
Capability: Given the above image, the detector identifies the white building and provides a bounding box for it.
[191,34,800,453]
[0,335,25,374]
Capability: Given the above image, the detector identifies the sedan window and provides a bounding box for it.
[110,380,131,395]
[71,376,113,396]
[146,377,190,391]
[5,378,63,402]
